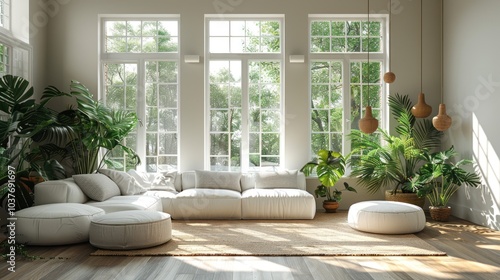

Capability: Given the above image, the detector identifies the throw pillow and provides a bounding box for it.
[150,171,177,192]
[195,170,241,192]
[127,169,152,188]
[98,169,147,195]
[72,174,121,201]
[255,170,298,189]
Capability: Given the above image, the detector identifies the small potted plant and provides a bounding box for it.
[410,146,481,221]
[301,150,356,213]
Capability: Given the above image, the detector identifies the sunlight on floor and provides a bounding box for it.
[179,256,293,273]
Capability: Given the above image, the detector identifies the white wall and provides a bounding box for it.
[444,0,500,230]
[29,0,50,94]
[33,0,444,211]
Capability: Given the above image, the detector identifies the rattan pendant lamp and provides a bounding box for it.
[359,0,379,134]
[383,0,396,83]
[411,0,432,118]
[432,0,452,131]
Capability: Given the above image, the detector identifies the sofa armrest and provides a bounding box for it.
[34,178,89,205]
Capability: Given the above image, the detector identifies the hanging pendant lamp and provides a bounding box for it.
[433,0,452,131]
[383,0,396,83]
[359,0,379,134]
[411,0,432,118]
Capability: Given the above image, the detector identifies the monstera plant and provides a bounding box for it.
[0,75,140,210]
[301,149,356,212]
[410,146,481,221]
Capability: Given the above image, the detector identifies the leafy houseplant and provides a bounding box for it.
[301,150,356,212]
[0,75,140,211]
[410,146,481,221]
[349,94,442,207]
[0,75,71,210]
[41,81,141,174]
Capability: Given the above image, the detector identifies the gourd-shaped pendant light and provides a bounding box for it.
[383,0,396,83]
[411,0,432,118]
[432,0,452,131]
[359,0,379,134]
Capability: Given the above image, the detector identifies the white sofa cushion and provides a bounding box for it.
[241,189,316,219]
[172,189,242,219]
[98,169,146,195]
[195,170,241,192]
[143,190,177,214]
[85,195,162,213]
[35,178,89,205]
[73,174,121,201]
[255,170,301,189]
[181,171,196,190]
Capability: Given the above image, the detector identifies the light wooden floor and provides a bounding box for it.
[1,214,499,280]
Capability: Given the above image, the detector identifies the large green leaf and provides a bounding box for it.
[0,75,34,113]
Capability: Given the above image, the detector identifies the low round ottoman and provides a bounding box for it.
[89,210,172,250]
[16,203,105,245]
[348,201,426,234]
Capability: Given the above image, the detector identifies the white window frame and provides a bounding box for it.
[308,14,389,158]
[0,0,10,31]
[98,15,181,172]
[0,32,32,81]
[205,15,285,172]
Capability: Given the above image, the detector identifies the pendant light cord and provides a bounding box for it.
[441,0,444,103]
[367,0,371,107]
[389,0,392,69]
[420,0,423,93]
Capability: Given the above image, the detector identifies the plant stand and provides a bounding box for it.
[323,201,339,213]
[429,206,452,222]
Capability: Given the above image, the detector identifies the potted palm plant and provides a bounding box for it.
[301,150,356,212]
[349,94,442,207]
[410,146,481,221]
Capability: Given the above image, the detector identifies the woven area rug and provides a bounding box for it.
[91,212,445,257]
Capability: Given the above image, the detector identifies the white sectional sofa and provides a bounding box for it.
[34,170,316,220]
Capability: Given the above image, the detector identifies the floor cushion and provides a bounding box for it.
[89,210,172,250]
[16,203,105,245]
[347,200,426,234]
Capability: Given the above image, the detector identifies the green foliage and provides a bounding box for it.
[410,146,481,207]
[1,242,39,261]
[301,150,356,201]
[349,93,443,194]
[42,80,141,174]
[0,75,71,210]
[0,75,140,210]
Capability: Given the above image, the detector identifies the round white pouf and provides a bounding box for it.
[16,203,105,245]
[348,201,426,234]
[89,210,172,250]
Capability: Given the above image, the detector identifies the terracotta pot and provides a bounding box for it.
[323,201,339,213]
[429,206,452,222]
[385,190,425,208]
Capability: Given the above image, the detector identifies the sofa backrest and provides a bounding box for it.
[244,171,306,191]
[34,178,89,205]
[181,170,306,192]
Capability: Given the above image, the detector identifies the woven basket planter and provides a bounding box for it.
[385,190,425,208]
[429,206,452,222]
